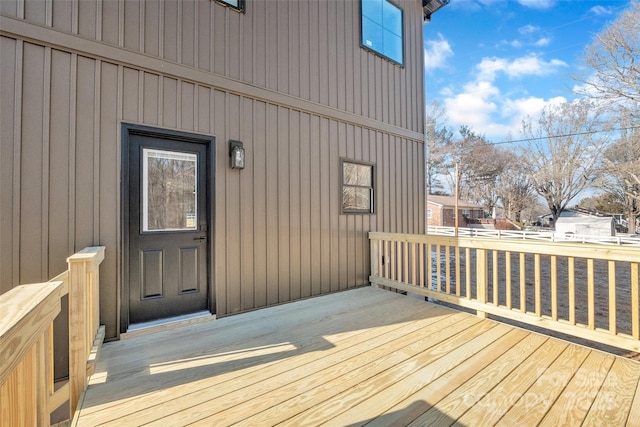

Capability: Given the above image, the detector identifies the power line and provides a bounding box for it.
[489,124,640,146]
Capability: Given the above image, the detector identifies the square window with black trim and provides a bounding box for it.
[342,160,374,214]
[361,0,404,66]
[216,0,245,12]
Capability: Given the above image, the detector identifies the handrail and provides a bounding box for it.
[0,246,105,426]
[427,225,640,246]
[370,232,640,353]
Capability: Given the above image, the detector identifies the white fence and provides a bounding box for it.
[427,226,640,247]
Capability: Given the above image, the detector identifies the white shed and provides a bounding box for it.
[555,216,616,237]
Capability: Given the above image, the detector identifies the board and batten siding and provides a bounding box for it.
[1,0,426,369]
[0,0,425,134]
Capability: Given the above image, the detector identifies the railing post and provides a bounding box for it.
[476,248,488,318]
[370,235,379,282]
[67,246,105,417]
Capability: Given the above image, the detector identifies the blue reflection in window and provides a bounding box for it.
[361,0,403,65]
[216,0,244,12]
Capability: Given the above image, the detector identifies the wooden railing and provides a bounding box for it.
[370,232,640,352]
[0,247,105,426]
[427,225,640,246]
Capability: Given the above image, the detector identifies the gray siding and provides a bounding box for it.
[0,0,426,349]
[0,0,425,134]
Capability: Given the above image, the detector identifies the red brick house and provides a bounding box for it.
[427,195,484,227]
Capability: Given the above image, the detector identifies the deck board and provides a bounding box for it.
[73,287,640,426]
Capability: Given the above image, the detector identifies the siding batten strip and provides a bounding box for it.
[68,53,77,256]
[137,71,143,123]
[95,0,102,41]
[118,0,124,47]
[158,75,163,125]
[93,60,101,244]
[71,0,77,34]
[138,0,144,53]
[45,0,52,27]
[158,0,164,59]
[12,39,23,285]
[42,46,52,279]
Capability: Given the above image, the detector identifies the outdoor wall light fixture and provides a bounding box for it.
[229,140,245,169]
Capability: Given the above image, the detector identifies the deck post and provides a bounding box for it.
[476,248,488,318]
[370,235,379,283]
[67,246,105,417]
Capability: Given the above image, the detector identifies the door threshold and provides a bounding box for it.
[122,311,215,340]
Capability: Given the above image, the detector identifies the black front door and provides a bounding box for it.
[126,131,210,325]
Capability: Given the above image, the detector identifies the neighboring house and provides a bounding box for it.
[539,208,618,235]
[1,0,444,379]
[555,216,616,237]
[427,195,484,227]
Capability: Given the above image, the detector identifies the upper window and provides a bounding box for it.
[342,160,374,214]
[216,0,245,12]
[361,0,404,66]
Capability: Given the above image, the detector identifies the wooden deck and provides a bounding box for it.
[73,287,640,426]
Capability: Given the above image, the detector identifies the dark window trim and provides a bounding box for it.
[215,0,245,13]
[341,158,375,215]
[360,0,405,67]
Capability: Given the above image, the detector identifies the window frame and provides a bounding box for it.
[360,0,405,67]
[215,0,245,13]
[341,159,375,215]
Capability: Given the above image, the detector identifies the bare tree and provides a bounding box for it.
[574,2,640,232]
[496,151,536,223]
[425,100,452,195]
[521,100,604,226]
[574,1,639,114]
[597,127,640,233]
[444,126,506,213]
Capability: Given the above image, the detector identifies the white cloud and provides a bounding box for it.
[477,0,503,6]
[498,39,523,48]
[518,24,539,34]
[502,95,567,125]
[506,55,567,78]
[444,91,498,130]
[441,54,572,140]
[476,57,507,81]
[476,54,567,81]
[424,34,454,72]
[533,37,552,47]
[517,0,556,10]
[589,5,614,16]
[444,92,569,139]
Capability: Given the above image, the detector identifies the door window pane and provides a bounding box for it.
[142,149,197,232]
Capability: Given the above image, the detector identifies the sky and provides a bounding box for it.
[423,0,634,143]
